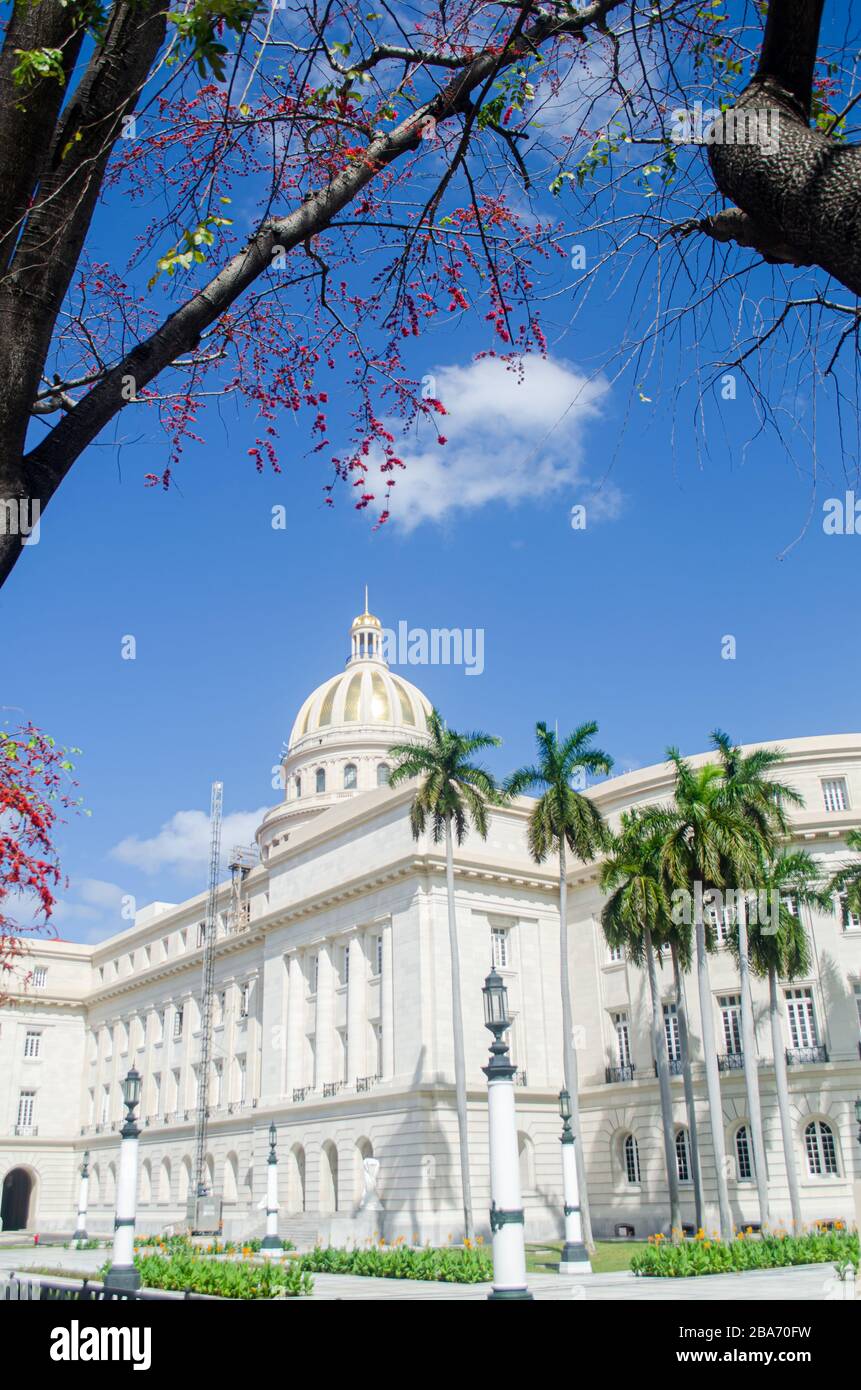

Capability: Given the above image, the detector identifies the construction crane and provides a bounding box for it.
[193,779,223,1209]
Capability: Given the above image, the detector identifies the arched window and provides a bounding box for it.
[518,1132,535,1192]
[377,763,390,787]
[140,1160,152,1204]
[623,1134,640,1185]
[223,1153,238,1203]
[158,1158,171,1203]
[675,1127,691,1183]
[805,1120,838,1177]
[289,1145,306,1213]
[735,1125,753,1180]
[343,763,357,790]
[315,768,326,794]
[321,1140,339,1212]
[294,776,302,799]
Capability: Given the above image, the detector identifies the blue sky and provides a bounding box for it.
[4,9,861,943]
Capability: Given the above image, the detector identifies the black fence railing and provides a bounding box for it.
[717,1052,745,1072]
[786,1045,828,1066]
[3,1274,217,1302]
[605,1064,635,1084]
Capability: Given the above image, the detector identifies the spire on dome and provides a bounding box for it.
[349,588,384,663]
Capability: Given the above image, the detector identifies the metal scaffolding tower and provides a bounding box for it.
[193,779,223,1204]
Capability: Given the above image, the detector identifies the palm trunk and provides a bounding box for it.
[737,900,770,1230]
[558,837,594,1250]
[769,963,802,1228]
[671,941,704,1230]
[645,929,681,1236]
[444,814,473,1240]
[694,908,734,1240]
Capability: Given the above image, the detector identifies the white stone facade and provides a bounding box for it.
[2,611,860,1243]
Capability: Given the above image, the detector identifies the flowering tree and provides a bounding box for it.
[0,725,81,1003]
[0,0,858,586]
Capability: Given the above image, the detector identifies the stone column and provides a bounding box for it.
[285,952,306,1096]
[381,923,394,1079]
[315,942,335,1088]
[347,934,367,1084]
[259,954,286,1104]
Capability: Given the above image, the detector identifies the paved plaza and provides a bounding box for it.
[0,1244,855,1302]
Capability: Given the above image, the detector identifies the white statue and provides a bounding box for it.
[358,1156,383,1211]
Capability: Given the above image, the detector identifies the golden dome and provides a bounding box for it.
[351,610,381,630]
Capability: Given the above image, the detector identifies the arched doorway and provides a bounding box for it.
[1,1168,33,1231]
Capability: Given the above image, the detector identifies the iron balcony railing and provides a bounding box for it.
[292,1086,312,1103]
[786,1044,828,1065]
[356,1075,380,1093]
[605,1064,635,1084]
[653,1058,685,1077]
[13,1124,37,1136]
[514,1070,528,1087]
[322,1081,343,1098]
[717,1052,745,1072]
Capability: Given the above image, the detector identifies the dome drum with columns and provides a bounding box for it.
[257,597,432,851]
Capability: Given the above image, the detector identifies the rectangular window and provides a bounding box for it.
[342,944,350,986]
[237,1056,247,1104]
[612,1012,631,1068]
[663,1004,681,1061]
[32,966,47,989]
[719,995,742,1054]
[100,1086,110,1125]
[374,936,383,977]
[162,937,170,960]
[239,982,250,1019]
[822,777,849,812]
[785,987,817,1049]
[155,1009,165,1042]
[16,1090,35,1129]
[171,1069,180,1109]
[839,893,861,931]
[214,1060,223,1106]
[173,1005,184,1039]
[197,921,206,948]
[310,954,319,994]
[192,1065,201,1107]
[151,1073,161,1117]
[607,943,624,963]
[23,1030,41,1059]
[491,926,509,970]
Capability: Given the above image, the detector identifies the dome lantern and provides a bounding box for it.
[349,585,383,663]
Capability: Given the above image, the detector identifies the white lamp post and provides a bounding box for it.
[105,1068,142,1292]
[482,967,532,1301]
[261,1123,283,1256]
[72,1150,90,1246]
[558,1089,591,1273]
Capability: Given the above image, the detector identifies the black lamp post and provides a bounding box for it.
[558,1087,590,1273]
[855,1096,861,1146]
[482,967,532,1300]
[261,1122,283,1254]
[73,1149,90,1245]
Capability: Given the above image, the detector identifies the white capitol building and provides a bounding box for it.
[1,605,860,1244]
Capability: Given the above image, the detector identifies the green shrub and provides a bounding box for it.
[104,1250,312,1299]
[630,1226,859,1278]
[295,1241,492,1283]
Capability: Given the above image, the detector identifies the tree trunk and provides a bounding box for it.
[705,1,861,296]
[737,901,771,1230]
[645,929,681,1236]
[671,941,704,1230]
[444,814,473,1241]
[694,909,734,1240]
[769,963,802,1228]
[557,837,594,1251]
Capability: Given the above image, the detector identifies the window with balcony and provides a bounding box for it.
[623,1133,640,1184]
[719,995,742,1055]
[239,982,250,1019]
[23,1030,41,1059]
[663,1003,681,1062]
[491,926,509,970]
[785,987,817,1050]
[822,777,848,812]
[173,1005,184,1040]
[805,1120,838,1177]
[607,1012,633,1082]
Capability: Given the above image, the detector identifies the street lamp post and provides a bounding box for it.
[261,1123,283,1256]
[72,1150,90,1246]
[482,967,532,1301]
[854,1098,861,1300]
[105,1068,142,1292]
[558,1089,592,1274]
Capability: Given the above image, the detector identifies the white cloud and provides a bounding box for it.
[387,355,612,530]
[111,807,268,876]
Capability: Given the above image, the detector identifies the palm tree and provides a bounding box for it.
[388,708,503,1241]
[826,826,861,922]
[505,721,613,1250]
[659,751,765,1241]
[665,915,705,1231]
[711,731,803,1233]
[601,810,681,1235]
[741,850,832,1229]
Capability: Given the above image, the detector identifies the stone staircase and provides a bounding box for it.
[279,1216,323,1251]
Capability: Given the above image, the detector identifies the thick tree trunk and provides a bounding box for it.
[645,930,681,1236]
[671,941,704,1231]
[694,911,734,1240]
[557,838,594,1251]
[706,1,861,295]
[737,904,771,1230]
[769,964,803,1228]
[444,814,473,1241]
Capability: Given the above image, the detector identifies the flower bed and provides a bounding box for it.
[294,1240,493,1283]
[107,1246,312,1299]
[630,1226,859,1278]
